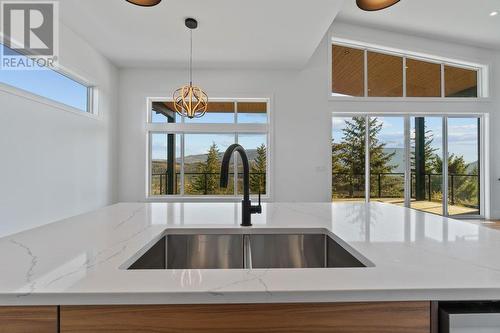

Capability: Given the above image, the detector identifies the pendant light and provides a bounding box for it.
[173,18,208,119]
[356,0,400,11]
[126,0,162,7]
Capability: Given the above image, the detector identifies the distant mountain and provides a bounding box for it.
[384,148,478,174]
[467,161,478,173]
[181,149,259,165]
[383,148,405,173]
[152,149,260,174]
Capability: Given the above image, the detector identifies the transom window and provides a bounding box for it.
[147,99,270,198]
[331,42,484,98]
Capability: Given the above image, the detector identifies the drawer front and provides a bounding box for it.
[61,302,430,333]
[0,306,58,333]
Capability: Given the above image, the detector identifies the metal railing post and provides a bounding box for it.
[204,173,208,195]
[378,174,382,198]
[410,173,413,199]
[428,175,432,202]
[159,174,163,195]
[451,175,455,206]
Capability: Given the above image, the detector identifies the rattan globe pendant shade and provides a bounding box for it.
[356,0,400,11]
[173,18,208,119]
[126,0,161,7]
[173,85,208,119]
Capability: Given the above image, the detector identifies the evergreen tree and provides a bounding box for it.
[332,117,397,198]
[250,144,267,194]
[432,154,478,207]
[331,139,346,174]
[410,129,438,174]
[188,143,221,194]
[432,154,467,175]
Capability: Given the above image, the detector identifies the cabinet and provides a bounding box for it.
[0,306,58,333]
[60,302,430,333]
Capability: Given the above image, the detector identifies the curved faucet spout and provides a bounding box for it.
[220,144,250,201]
[220,144,261,227]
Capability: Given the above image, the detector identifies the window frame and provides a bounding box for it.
[0,44,97,117]
[331,111,488,219]
[145,97,272,201]
[329,38,488,101]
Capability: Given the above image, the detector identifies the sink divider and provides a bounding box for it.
[243,235,252,269]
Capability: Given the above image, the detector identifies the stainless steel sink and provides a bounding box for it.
[126,229,370,270]
[248,234,366,268]
[167,234,243,269]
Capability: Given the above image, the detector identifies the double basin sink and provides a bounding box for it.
[127,229,371,270]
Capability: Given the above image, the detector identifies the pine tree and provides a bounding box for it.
[188,143,221,194]
[332,117,397,198]
[432,154,478,207]
[250,144,266,194]
[432,153,467,175]
[410,129,438,174]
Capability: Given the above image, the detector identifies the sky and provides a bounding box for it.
[0,44,88,111]
[332,116,479,164]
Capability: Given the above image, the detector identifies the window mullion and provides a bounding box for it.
[442,117,449,216]
[441,63,445,98]
[364,49,368,97]
[404,116,411,207]
[180,133,185,196]
[365,115,370,203]
[402,57,407,98]
[148,132,152,197]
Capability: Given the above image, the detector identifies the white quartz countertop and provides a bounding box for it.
[1,202,500,305]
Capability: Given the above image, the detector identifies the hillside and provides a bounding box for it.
[182,149,259,165]
[383,148,478,174]
[152,149,259,174]
[384,148,405,173]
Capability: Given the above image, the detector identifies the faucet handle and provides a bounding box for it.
[251,186,262,215]
[249,185,263,215]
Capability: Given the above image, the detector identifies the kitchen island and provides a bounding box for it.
[1,202,499,332]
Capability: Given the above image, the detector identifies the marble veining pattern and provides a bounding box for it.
[1,202,500,305]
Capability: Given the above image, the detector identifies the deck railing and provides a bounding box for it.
[332,172,479,208]
[152,172,266,195]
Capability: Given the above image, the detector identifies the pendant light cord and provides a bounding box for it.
[189,29,193,85]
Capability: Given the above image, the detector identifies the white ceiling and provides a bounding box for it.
[336,0,500,49]
[60,0,344,69]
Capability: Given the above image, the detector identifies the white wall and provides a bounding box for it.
[118,22,499,216]
[0,24,119,237]
[491,51,500,218]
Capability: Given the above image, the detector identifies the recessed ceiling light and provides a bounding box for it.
[490,11,499,16]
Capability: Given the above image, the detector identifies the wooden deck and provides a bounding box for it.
[333,198,478,216]
[333,198,500,230]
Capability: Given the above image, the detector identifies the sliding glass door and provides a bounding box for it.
[410,117,444,215]
[332,117,366,202]
[332,114,483,217]
[447,117,480,216]
[369,117,406,205]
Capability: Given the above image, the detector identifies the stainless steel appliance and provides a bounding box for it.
[440,302,500,333]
